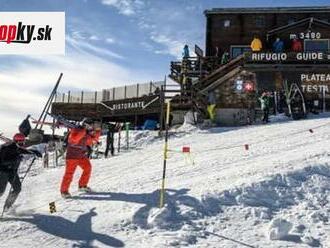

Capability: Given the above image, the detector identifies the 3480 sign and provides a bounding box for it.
[290,32,322,40]
[290,32,321,40]
[299,32,321,39]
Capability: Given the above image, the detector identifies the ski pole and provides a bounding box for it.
[20,157,36,183]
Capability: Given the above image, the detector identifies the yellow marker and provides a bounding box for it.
[49,202,56,214]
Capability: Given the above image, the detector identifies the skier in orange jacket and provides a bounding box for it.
[60,119,101,198]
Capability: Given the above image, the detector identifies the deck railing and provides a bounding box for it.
[54,81,164,104]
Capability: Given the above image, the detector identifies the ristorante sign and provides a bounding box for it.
[112,101,144,110]
[250,52,330,62]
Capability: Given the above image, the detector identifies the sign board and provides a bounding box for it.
[102,95,160,114]
[301,73,330,94]
[195,44,204,57]
[248,52,330,62]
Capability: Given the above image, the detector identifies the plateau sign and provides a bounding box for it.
[301,74,330,94]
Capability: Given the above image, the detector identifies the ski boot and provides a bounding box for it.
[78,186,92,193]
[61,192,72,199]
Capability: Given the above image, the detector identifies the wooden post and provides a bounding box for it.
[323,86,326,112]
[274,91,277,115]
[125,122,129,149]
[81,91,84,104]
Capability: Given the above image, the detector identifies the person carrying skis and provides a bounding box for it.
[259,91,270,123]
[60,119,101,198]
[0,133,41,212]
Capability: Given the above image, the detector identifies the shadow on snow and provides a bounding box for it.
[2,207,124,248]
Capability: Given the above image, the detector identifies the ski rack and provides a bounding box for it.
[288,83,307,116]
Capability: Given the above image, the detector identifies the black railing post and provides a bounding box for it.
[81,91,84,104]
[68,91,71,103]
[137,83,139,97]
[95,91,97,104]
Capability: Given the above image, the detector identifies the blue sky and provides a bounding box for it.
[0,0,329,135]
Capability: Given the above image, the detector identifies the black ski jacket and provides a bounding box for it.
[0,142,32,172]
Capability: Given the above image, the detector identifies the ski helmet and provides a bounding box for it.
[13,133,25,143]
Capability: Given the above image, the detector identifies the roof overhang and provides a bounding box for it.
[204,6,330,16]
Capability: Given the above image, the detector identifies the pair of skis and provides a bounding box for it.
[47,113,80,129]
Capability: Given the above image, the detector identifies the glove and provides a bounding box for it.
[29,149,42,158]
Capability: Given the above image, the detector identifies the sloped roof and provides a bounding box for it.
[205,6,330,16]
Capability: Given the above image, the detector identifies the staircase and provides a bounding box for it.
[194,55,244,93]
[167,54,245,119]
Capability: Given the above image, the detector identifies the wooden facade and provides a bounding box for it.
[205,7,330,57]
[201,7,330,114]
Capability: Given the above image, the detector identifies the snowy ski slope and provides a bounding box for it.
[1,114,330,247]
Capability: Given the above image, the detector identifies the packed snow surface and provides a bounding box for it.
[1,114,330,247]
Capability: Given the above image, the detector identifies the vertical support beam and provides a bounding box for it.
[81,91,84,104]
[125,122,129,150]
[94,91,97,104]
[135,114,138,127]
[274,91,278,115]
[67,91,71,103]
[113,87,116,101]
[323,86,326,112]
[117,124,121,153]
[137,83,139,98]
[62,93,65,102]
[124,85,127,99]
[149,81,152,94]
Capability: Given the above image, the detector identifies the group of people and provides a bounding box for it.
[0,117,103,213]
[250,35,303,52]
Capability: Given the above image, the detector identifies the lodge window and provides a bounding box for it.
[223,19,231,28]
[230,45,251,58]
[304,39,329,52]
[255,16,265,27]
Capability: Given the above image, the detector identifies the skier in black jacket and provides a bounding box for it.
[0,133,41,211]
